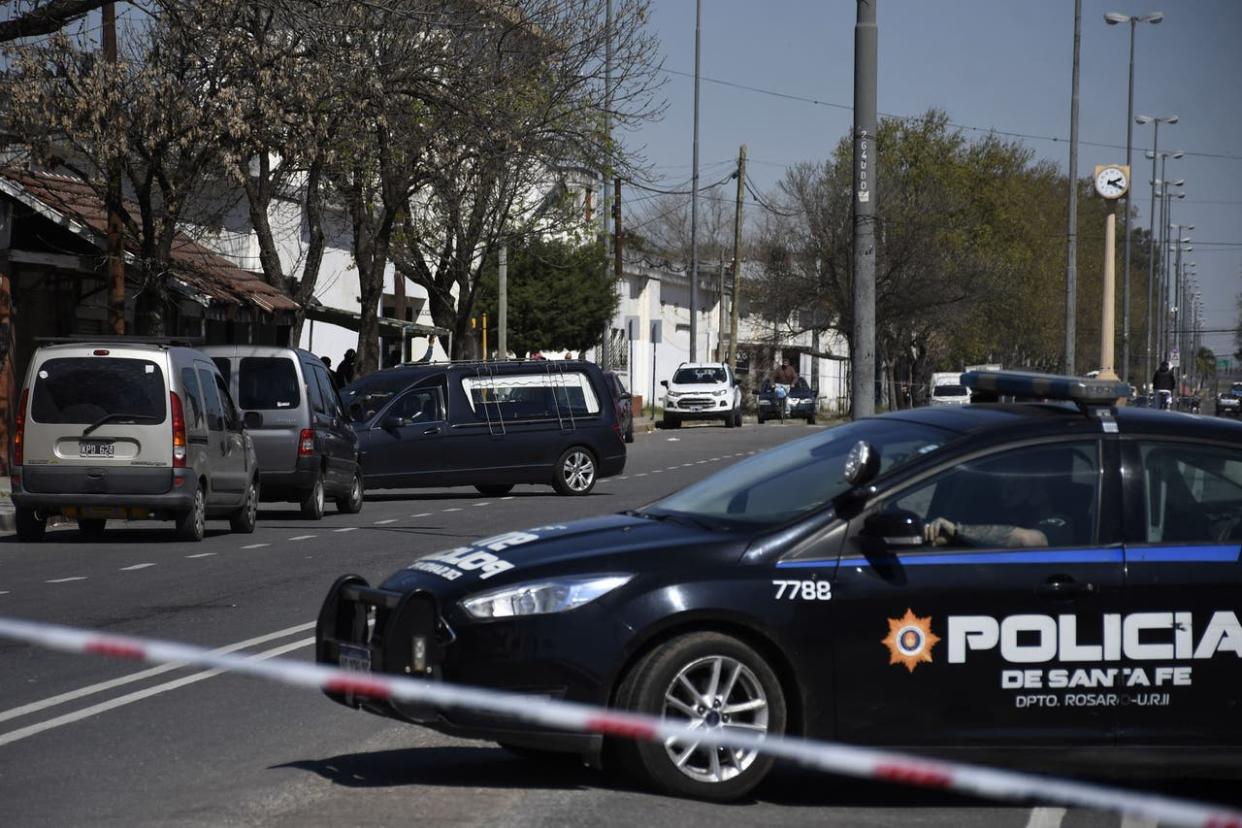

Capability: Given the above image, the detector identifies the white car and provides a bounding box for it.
[661,362,742,428]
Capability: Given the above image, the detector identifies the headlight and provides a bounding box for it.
[666,391,682,399]
[460,574,631,619]
[711,389,728,397]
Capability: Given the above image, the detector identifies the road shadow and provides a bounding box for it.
[277,745,611,793]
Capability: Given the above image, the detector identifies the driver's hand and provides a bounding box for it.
[924,517,956,546]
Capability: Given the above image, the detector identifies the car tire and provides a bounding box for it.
[175,487,206,542]
[552,447,597,496]
[77,518,107,540]
[300,472,325,520]
[663,415,681,430]
[756,414,766,424]
[806,412,816,425]
[725,410,736,428]
[624,424,634,443]
[614,632,786,801]
[474,484,514,497]
[16,508,46,543]
[230,478,259,533]
[734,410,743,428]
[337,469,365,514]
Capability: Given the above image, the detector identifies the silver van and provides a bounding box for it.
[202,346,362,519]
[12,339,260,542]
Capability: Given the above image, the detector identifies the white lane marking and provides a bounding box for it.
[45,577,87,584]
[1120,816,1158,828]
[119,563,156,571]
[411,512,432,518]
[473,502,490,507]
[501,496,515,501]
[333,527,358,533]
[373,519,397,525]
[0,636,313,748]
[0,621,316,726]
[0,591,9,596]
[635,473,647,478]
[711,457,721,461]
[185,552,216,559]
[1023,807,1066,828]
[442,508,462,513]
[666,437,680,442]
[681,464,694,468]
[241,543,270,550]
[617,477,628,481]
[651,469,662,474]
[288,535,317,541]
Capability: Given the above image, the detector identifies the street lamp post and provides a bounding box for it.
[1105,11,1163,384]
[1137,114,1178,390]
[1167,226,1191,366]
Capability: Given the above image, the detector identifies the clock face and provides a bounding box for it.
[1095,166,1129,199]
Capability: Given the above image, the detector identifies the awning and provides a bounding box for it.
[304,302,449,338]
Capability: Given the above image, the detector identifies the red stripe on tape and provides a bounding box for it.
[325,676,392,700]
[84,640,145,660]
[1206,817,1242,828]
[873,762,953,789]
[584,714,658,742]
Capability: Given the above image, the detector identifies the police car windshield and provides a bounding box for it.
[673,367,726,384]
[644,419,950,531]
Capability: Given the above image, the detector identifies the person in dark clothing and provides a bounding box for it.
[1152,361,1176,410]
[320,355,332,370]
[335,349,357,386]
[772,360,798,385]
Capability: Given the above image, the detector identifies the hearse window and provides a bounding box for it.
[460,373,600,421]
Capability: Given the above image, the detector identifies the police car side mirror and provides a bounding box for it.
[862,509,925,548]
[843,440,880,487]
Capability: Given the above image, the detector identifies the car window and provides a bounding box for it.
[1140,442,1242,543]
[30,357,166,424]
[646,419,951,531]
[672,367,726,384]
[888,441,1100,548]
[238,357,301,411]
[312,366,342,419]
[461,372,600,421]
[179,367,206,431]
[212,357,231,386]
[341,372,419,422]
[932,385,967,397]
[216,374,239,430]
[391,388,443,423]
[198,366,225,432]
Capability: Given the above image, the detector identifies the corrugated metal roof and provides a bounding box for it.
[0,167,298,313]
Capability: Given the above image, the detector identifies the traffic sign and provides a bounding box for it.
[1218,358,1232,371]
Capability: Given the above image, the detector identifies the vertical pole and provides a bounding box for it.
[601,0,613,371]
[717,254,726,362]
[614,176,623,289]
[497,241,507,358]
[1172,232,1182,372]
[1144,127,1159,391]
[1121,20,1136,384]
[102,2,125,336]
[728,145,746,372]
[650,328,657,420]
[688,0,702,363]
[1064,0,1082,375]
[0,201,12,477]
[1099,207,1118,380]
[482,312,488,362]
[851,0,877,419]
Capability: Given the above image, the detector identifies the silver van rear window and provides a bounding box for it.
[31,357,166,424]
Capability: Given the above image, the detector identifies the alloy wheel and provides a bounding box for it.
[660,655,770,784]
[562,450,595,493]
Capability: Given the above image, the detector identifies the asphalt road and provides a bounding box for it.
[0,421,1235,827]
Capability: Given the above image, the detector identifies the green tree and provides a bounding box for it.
[476,238,617,358]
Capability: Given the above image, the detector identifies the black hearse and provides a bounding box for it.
[341,360,627,496]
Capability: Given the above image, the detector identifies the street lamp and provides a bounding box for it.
[1105,11,1163,384]
[1137,114,1178,388]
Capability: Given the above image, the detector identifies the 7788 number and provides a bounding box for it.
[771,579,832,601]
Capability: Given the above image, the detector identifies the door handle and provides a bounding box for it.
[1036,575,1095,598]
[423,427,441,435]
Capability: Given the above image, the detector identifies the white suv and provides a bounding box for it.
[660,362,742,428]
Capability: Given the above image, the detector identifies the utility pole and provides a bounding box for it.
[728,144,747,372]
[1143,128,1160,391]
[717,253,726,361]
[600,0,613,370]
[1064,0,1082,374]
[497,241,507,358]
[688,0,702,363]
[1121,19,1135,384]
[614,176,623,331]
[102,3,125,335]
[851,0,877,419]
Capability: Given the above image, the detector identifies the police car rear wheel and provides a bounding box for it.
[616,632,785,801]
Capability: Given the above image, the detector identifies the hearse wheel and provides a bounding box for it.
[553,447,597,496]
[614,632,786,801]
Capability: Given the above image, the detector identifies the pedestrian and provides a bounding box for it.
[773,359,798,385]
[336,348,357,386]
[320,355,332,370]
[1152,361,1176,410]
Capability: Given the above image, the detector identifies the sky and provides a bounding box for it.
[622,0,1242,361]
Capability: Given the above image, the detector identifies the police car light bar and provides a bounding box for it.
[961,370,1129,408]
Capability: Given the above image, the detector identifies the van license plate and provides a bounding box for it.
[338,644,371,673]
[79,440,115,458]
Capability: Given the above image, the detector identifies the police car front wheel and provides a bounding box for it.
[615,631,786,801]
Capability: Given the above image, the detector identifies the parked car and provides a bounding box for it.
[203,346,363,519]
[661,362,742,428]
[1217,388,1240,418]
[929,371,970,406]
[603,371,635,443]
[12,338,260,542]
[757,376,816,424]
[340,360,626,496]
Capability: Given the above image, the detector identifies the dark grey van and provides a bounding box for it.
[203,346,362,519]
[13,340,259,542]
[341,360,627,496]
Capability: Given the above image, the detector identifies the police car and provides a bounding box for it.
[316,371,1242,801]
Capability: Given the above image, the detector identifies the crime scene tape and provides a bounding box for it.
[0,614,1239,828]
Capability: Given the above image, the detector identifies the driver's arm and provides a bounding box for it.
[924,518,1049,548]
